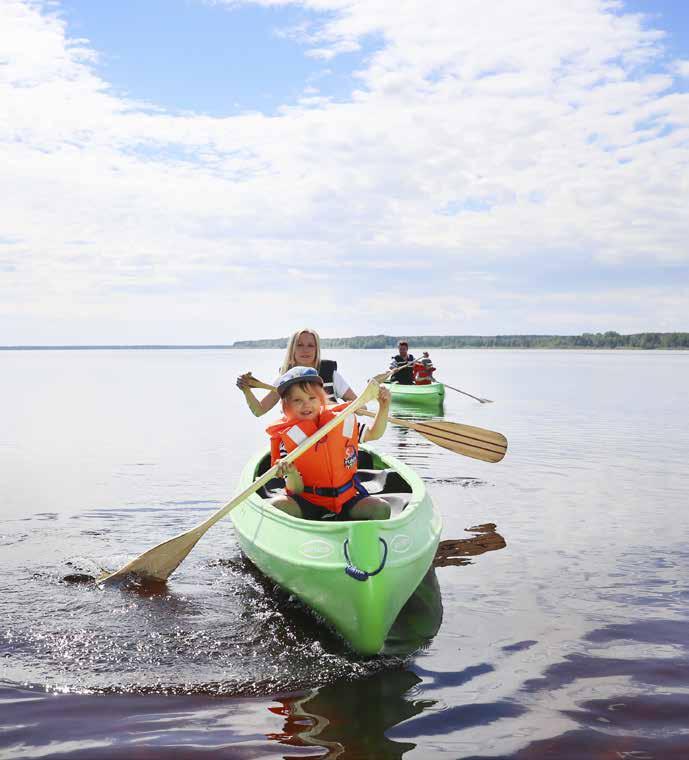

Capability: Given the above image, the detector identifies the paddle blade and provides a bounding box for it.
[415,419,505,447]
[418,429,506,462]
[98,524,207,584]
[414,420,507,462]
[372,370,396,384]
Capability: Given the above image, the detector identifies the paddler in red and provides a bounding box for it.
[413,351,436,385]
[265,366,392,521]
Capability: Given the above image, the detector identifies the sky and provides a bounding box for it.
[1,0,688,344]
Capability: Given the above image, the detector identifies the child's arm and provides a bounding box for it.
[363,386,391,442]
[276,460,304,495]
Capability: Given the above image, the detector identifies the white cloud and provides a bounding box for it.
[1,0,688,342]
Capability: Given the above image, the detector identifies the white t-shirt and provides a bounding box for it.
[332,370,351,401]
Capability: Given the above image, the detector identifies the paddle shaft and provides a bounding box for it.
[434,379,492,404]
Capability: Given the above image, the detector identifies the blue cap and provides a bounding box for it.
[276,366,324,397]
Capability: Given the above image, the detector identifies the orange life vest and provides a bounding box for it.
[265,403,360,513]
[413,359,435,385]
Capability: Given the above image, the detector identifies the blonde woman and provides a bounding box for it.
[237,328,357,417]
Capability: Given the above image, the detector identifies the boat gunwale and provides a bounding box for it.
[383,381,444,389]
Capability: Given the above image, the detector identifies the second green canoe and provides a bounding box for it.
[382,381,445,404]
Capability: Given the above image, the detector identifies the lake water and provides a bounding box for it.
[1,348,688,759]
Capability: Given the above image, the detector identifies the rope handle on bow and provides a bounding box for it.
[343,538,388,581]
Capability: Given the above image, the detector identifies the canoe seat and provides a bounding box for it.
[356,468,412,494]
[254,455,413,514]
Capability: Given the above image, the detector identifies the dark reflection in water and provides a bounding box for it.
[269,670,428,760]
[383,567,444,656]
[433,523,507,567]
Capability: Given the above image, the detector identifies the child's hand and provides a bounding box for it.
[378,386,391,407]
[276,460,298,480]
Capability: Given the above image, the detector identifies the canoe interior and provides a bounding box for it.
[254,449,415,517]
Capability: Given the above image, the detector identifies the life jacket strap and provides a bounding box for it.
[303,478,355,497]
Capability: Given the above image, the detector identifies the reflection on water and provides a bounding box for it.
[270,670,428,760]
[384,568,444,656]
[433,523,507,567]
[390,397,444,416]
[268,569,444,759]
[381,406,450,474]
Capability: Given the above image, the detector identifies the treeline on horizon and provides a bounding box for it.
[232,332,689,350]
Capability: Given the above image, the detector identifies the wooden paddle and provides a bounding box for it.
[244,376,507,463]
[435,380,493,404]
[97,377,383,585]
[358,409,506,462]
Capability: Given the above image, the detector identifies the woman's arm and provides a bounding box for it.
[236,373,280,417]
[333,370,357,402]
[363,386,391,442]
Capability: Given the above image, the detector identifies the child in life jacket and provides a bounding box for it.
[413,351,436,385]
[266,366,392,521]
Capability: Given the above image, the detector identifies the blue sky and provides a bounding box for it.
[1,0,688,343]
[625,0,689,61]
[58,0,374,116]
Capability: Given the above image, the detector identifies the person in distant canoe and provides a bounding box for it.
[237,328,357,416]
[413,351,436,385]
[267,366,392,521]
[389,340,415,384]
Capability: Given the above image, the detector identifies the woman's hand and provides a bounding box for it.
[236,372,254,392]
[236,373,279,417]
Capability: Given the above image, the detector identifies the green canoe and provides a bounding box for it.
[230,445,442,655]
[382,381,445,404]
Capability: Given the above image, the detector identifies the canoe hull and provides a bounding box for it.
[383,381,445,404]
[231,447,442,655]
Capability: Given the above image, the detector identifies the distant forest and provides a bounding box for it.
[233,332,689,350]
